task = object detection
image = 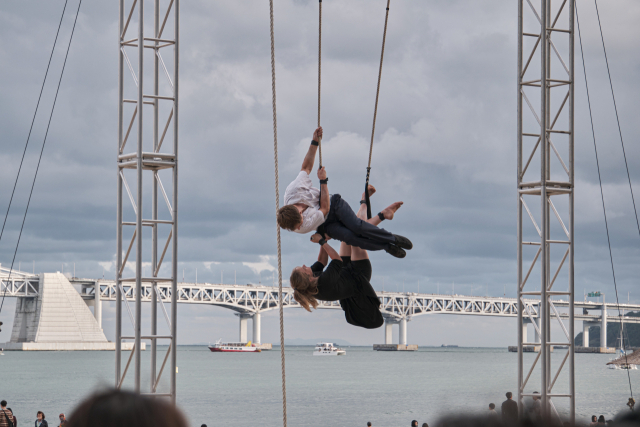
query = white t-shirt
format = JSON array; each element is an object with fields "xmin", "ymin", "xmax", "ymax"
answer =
[{"xmin": 283, "ymin": 171, "xmax": 326, "ymax": 234}]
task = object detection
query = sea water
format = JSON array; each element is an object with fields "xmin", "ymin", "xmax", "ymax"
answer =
[{"xmin": 1, "ymin": 346, "xmax": 636, "ymax": 426}]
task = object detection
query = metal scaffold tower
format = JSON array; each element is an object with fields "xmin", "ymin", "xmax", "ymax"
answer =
[
  {"xmin": 116, "ymin": 0, "xmax": 179, "ymax": 401},
  {"xmin": 517, "ymin": 0, "xmax": 574, "ymax": 422}
]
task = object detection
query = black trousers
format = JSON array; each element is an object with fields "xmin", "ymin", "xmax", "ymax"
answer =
[{"xmin": 323, "ymin": 194, "xmax": 396, "ymax": 251}]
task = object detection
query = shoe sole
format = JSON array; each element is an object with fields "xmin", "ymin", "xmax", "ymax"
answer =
[
  {"xmin": 394, "ymin": 235, "xmax": 413, "ymax": 250},
  {"xmin": 385, "ymin": 247, "xmax": 406, "ymax": 258}
]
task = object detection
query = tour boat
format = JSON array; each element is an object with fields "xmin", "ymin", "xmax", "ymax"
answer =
[
  {"xmin": 208, "ymin": 340, "xmax": 261, "ymax": 353},
  {"xmin": 313, "ymin": 342, "xmax": 346, "ymax": 356}
]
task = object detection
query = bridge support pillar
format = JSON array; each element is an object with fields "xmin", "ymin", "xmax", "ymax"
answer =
[
  {"xmin": 237, "ymin": 313, "xmax": 251, "ymax": 343},
  {"xmin": 583, "ymin": 322, "xmax": 590, "ymax": 347},
  {"xmin": 534, "ymin": 317, "xmax": 540, "ymax": 343},
  {"xmin": 253, "ymin": 312, "xmax": 261, "ymax": 344},
  {"xmin": 385, "ymin": 320, "xmax": 393, "ymax": 344},
  {"xmin": 94, "ymin": 281, "xmax": 102, "ymax": 329},
  {"xmin": 399, "ymin": 317, "xmax": 407, "ymax": 346},
  {"xmin": 522, "ymin": 319, "xmax": 530, "ymax": 344},
  {"xmin": 601, "ymin": 303, "xmax": 607, "ymax": 348}
]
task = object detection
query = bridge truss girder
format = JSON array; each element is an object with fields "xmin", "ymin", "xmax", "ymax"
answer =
[{"xmin": 517, "ymin": 0, "xmax": 575, "ymax": 422}]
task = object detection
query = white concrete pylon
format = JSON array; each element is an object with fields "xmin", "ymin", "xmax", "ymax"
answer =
[
  {"xmin": 252, "ymin": 312, "xmax": 261, "ymax": 344},
  {"xmin": 399, "ymin": 317, "xmax": 407, "ymax": 345},
  {"xmin": 601, "ymin": 303, "xmax": 607, "ymax": 348},
  {"xmin": 385, "ymin": 320, "xmax": 393, "ymax": 344},
  {"xmin": 237, "ymin": 313, "xmax": 252, "ymax": 342},
  {"xmin": 583, "ymin": 322, "xmax": 590, "ymax": 347}
]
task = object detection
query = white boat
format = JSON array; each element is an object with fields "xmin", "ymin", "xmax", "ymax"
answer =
[
  {"xmin": 313, "ymin": 342, "xmax": 346, "ymax": 356},
  {"xmin": 608, "ymin": 348, "xmax": 637, "ymax": 370},
  {"xmin": 208, "ymin": 339, "xmax": 261, "ymax": 353}
]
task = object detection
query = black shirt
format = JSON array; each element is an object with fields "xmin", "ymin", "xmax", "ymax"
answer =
[
  {"xmin": 310, "ymin": 259, "xmax": 383, "ymax": 329},
  {"xmin": 312, "ymin": 260, "xmax": 359, "ymax": 301}
]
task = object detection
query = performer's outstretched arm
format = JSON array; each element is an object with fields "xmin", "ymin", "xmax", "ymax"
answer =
[
  {"xmin": 300, "ymin": 127, "xmax": 323, "ymax": 174},
  {"xmin": 316, "ymin": 245, "xmax": 329, "ymax": 266}
]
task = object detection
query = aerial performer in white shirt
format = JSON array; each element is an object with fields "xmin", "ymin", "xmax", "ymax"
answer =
[{"xmin": 277, "ymin": 127, "xmax": 412, "ymax": 258}]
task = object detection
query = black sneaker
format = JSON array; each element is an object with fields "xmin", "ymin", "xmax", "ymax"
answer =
[
  {"xmin": 393, "ymin": 234, "xmax": 413, "ymax": 250},
  {"xmin": 385, "ymin": 245, "xmax": 406, "ymax": 258}
]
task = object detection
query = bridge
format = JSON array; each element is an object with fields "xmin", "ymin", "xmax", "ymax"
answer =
[{"xmin": 2, "ymin": 266, "xmax": 637, "ymax": 348}]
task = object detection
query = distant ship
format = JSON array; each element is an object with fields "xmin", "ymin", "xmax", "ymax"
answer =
[
  {"xmin": 441, "ymin": 344, "xmax": 458, "ymax": 348},
  {"xmin": 313, "ymin": 342, "xmax": 346, "ymax": 356},
  {"xmin": 208, "ymin": 340, "xmax": 261, "ymax": 353}
]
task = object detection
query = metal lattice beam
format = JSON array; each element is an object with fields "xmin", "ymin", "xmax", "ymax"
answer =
[
  {"xmin": 518, "ymin": 0, "xmax": 574, "ymax": 421},
  {"xmin": 117, "ymin": 0, "xmax": 178, "ymax": 402}
]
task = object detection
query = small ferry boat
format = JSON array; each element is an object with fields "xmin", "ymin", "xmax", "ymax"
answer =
[
  {"xmin": 313, "ymin": 342, "xmax": 346, "ymax": 356},
  {"xmin": 208, "ymin": 340, "xmax": 261, "ymax": 353}
]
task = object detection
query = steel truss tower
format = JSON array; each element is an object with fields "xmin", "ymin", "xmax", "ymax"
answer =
[
  {"xmin": 117, "ymin": 0, "xmax": 179, "ymax": 401},
  {"xmin": 518, "ymin": 0, "xmax": 574, "ymax": 422}
]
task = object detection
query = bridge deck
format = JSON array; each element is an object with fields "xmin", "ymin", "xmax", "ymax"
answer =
[{"xmin": 3, "ymin": 273, "xmax": 639, "ymax": 322}]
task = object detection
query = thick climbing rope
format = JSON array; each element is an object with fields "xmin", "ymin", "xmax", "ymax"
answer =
[
  {"xmin": 317, "ymin": 0, "xmax": 322, "ymax": 168},
  {"xmin": 268, "ymin": 0, "xmax": 288, "ymax": 425},
  {"xmin": 576, "ymin": 2, "xmax": 633, "ymax": 404},
  {"xmin": 364, "ymin": 0, "xmax": 391, "ymax": 219},
  {"xmin": 0, "ymin": 0, "xmax": 82, "ymax": 317}
]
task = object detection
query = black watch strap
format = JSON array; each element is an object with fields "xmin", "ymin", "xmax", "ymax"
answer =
[
  {"xmin": 311, "ymin": 140, "xmax": 319, "ymax": 146},
  {"xmin": 377, "ymin": 212, "xmax": 385, "ymax": 221},
  {"xmin": 360, "ymin": 200, "xmax": 367, "ymax": 205},
  {"xmin": 318, "ymin": 238, "xmax": 327, "ymax": 246},
  {"xmin": 319, "ymin": 178, "xmax": 328, "ymax": 184}
]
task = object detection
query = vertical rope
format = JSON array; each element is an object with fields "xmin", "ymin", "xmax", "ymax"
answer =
[
  {"xmin": 0, "ymin": 0, "xmax": 82, "ymax": 316},
  {"xmin": 268, "ymin": 1, "xmax": 287, "ymax": 425},
  {"xmin": 365, "ymin": 0, "xmax": 391, "ymax": 219},
  {"xmin": 576, "ymin": 1, "xmax": 633, "ymax": 401},
  {"xmin": 317, "ymin": 0, "xmax": 322, "ymax": 168},
  {"xmin": 0, "ymin": 0, "xmax": 70, "ymax": 315}
]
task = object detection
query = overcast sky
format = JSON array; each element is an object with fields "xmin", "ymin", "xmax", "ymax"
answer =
[{"xmin": 1, "ymin": 0, "xmax": 640, "ymax": 347}]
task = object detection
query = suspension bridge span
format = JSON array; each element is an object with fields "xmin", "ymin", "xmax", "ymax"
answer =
[{"xmin": 2, "ymin": 267, "xmax": 637, "ymax": 348}]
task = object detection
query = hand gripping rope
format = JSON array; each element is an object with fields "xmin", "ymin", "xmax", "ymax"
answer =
[{"xmin": 364, "ymin": 0, "xmax": 391, "ymax": 219}]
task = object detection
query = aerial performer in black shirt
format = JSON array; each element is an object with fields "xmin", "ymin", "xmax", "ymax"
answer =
[{"xmin": 289, "ymin": 187, "xmax": 390, "ymax": 329}]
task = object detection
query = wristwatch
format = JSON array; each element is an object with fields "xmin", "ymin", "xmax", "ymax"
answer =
[{"xmin": 319, "ymin": 178, "xmax": 328, "ymax": 185}]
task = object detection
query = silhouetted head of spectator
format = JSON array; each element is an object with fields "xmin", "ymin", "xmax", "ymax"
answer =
[
  {"xmin": 615, "ymin": 409, "xmax": 640, "ymax": 427},
  {"xmin": 367, "ymin": 423, "xmax": 372, "ymax": 426},
  {"xmin": 506, "ymin": 392, "xmax": 513, "ymax": 399},
  {"xmin": 67, "ymin": 389, "xmax": 187, "ymax": 427},
  {"xmin": 592, "ymin": 416, "xmax": 597, "ymax": 423},
  {"xmin": 412, "ymin": 421, "xmax": 418, "ymax": 427},
  {"xmin": 0, "ymin": 401, "xmax": 6, "ymax": 408},
  {"xmin": 435, "ymin": 412, "xmax": 568, "ymax": 427},
  {"xmin": 599, "ymin": 415, "xmax": 606, "ymax": 423},
  {"xmin": 37, "ymin": 411, "xmax": 45, "ymax": 421},
  {"xmin": 423, "ymin": 423, "xmax": 429, "ymax": 427},
  {"xmin": 489, "ymin": 403, "xmax": 495, "ymax": 410}
]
